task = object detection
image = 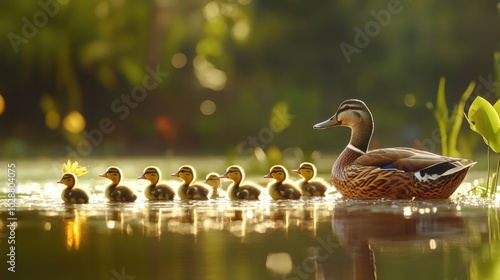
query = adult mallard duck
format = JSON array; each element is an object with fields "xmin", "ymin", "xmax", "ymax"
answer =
[
  {"xmin": 264, "ymin": 165, "xmax": 301, "ymax": 200},
  {"xmin": 220, "ymin": 165, "xmax": 261, "ymax": 200},
  {"xmin": 313, "ymin": 99, "xmax": 476, "ymax": 199},
  {"xmin": 291, "ymin": 162, "xmax": 330, "ymax": 197},
  {"xmin": 99, "ymin": 166, "xmax": 137, "ymax": 202},
  {"xmin": 57, "ymin": 172, "xmax": 89, "ymax": 204},
  {"xmin": 204, "ymin": 172, "xmax": 226, "ymax": 199},
  {"xmin": 171, "ymin": 165, "xmax": 212, "ymax": 200},
  {"xmin": 138, "ymin": 166, "xmax": 176, "ymax": 200}
]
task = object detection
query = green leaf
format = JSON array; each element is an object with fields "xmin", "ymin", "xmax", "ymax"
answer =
[{"xmin": 468, "ymin": 96, "xmax": 500, "ymax": 153}]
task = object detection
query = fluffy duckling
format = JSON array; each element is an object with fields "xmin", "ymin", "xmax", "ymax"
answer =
[
  {"xmin": 138, "ymin": 166, "xmax": 176, "ymax": 200},
  {"xmin": 204, "ymin": 172, "xmax": 226, "ymax": 199},
  {"xmin": 264, "ymin": 165, "xmax": 302, "ymax": 200},
  {"xmin": 292, "ymin": 162, "xmax": 330, "ymax": 197},
  {"xmin": 99, "ymin": 166, "xmax": 137, "ymax": 202},
  {"xmin": 171, "ymin": 165, "xmax": 212, "ymax": 200},
  {"xmin": 57, "ymin": 172, "xmax": 89, "ymax": 204},
  {"xmin": 220, "ymin": 165, "xmax": 262, "ymax": 200}
]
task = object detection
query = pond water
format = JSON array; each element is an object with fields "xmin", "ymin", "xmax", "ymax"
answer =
[{"xmin": 1, "ymin": 158, "xmax": 499, "ymax": 280}]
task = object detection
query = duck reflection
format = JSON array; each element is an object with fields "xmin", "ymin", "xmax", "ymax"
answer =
[
  {"xmin": 314, "ymin": 201, "xmax": 477, "ymax": 280},
  {"xmin": 61, "ymin": 206, "xmax": 87, "ymax": 251}
]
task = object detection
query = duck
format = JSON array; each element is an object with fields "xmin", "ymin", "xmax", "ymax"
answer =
[
  {"xmin": 313, "ymin": 99, "xmax": 476, "ymax": 199},
  {"xmin": 204, "ymin": 172, "xmax": 226, "ymax": 199},
  {"xmin": 291, "ymin": 162, "xmax": 330, "ymax": 197},
  {"xmin": 220, "ymin": 165, "xmax": 262, "ymax": 200},
  {"xmin": 57, "ymin": 172, "xmax": 90, "ymax": 204},
  {"xmin": 171, "ymin": 165, "xmax": 212, "ymax": 200},
  {"xmin": 263, "ymin": 165, "xmax": 302, "ymax": 200},
  {"xmin": 137, "ymin": 166, "xmax": 176, "ymax": 200},
  {"xmin": 99, "ymin": 166, "xmax": 137, "ymax": 202}
]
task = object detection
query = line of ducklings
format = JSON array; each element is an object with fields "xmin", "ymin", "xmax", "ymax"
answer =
[{"xmin": 57, "ymin": 162, "xmax": 332, "ymax": 204}]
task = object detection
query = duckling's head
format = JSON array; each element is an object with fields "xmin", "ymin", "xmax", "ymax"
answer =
[
  {"xmin": 264, "ymin": 165, "xmax": 288, "ymax": 182},
  {"xmin": 204, "ymin": 172, "xmax": 221, "ymax": 189},
  {"xmin": 138, "ymin": 166, "xmax": 161, "ymax": 184},
  {"xmin": 99, "ymin": 166, "xmax": 123, "ymax": 184},
  {"xmin": 313, "ymin": 99, "xmax": 373, "ymax": 130},
  {"xmin": 58, "ymin": 172, "xmax": 77, "ymax": 188},
  {"xmin": 292, "ymin": 162, "xmax": 316, "ymax": 181},
  {"xmin": 220, "ymin": 165, "xmax": 244, "ymax": 182},
  {"xmin": 171, "ymin": 165, "xmax": 195, "ymax": 183}
]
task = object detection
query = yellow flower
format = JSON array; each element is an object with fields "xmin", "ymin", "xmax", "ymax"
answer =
[{"xmin": 62, "ymin": 160, "xmax": 88, "ymax": 176}]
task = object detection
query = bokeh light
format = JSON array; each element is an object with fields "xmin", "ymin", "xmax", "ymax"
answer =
[
  {"xmin": 404, "ymin": 94, "xmax": 416, "ymax": 108},
  {"xmin": 232, "ymin": 18, "xmax": 250, "ymax": 41},
  {"xmin": 171, "ymin": 52, "xmax": 187, "ymax": 69},
  {"xmin": 0, "ymin": 94, "xmax": 5, "ymax": 115},
  {"xmin": 63, "ymin": 111, "xmax": 86, "ymax": 134},
  {"xmin": 200, "ymin": 100, "xmax": 216, "ymax": 116},
  {"xmin": 45, "ymin": 111, "xmax": 60, "ymax": 129},
  {"xmin": 193, "ymin": 56, "xmax": 227, "ymax": 91}
]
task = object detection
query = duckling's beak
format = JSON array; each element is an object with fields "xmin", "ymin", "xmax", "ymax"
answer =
[
  {"xmin": 99, "ymin": 173, "xmax": 108, "ymax": 178},
  {"xmin": 313, "ymin": 114, "xmax": 340, "ymax": 129},
  {"xmin": 219, "ymin": 172, "xmax": 229, "ymax": 179},
  {"xmin": 170, "ymin": 172, "xmax": 179, "ymax": 177},
  {"xmin": 263, "ymin": 172, "xmax": 273, "ymax": 178},
  {"xmin": 137, "ymin": 175, "xmax": 146, "ymax": 180},
  {"xmin": 291, "ymin": 168, "xmax": 301, "ymax": 174},
  {"xmin": 56, "ymin": 180, "xmax": 63, "ymax": 184}
]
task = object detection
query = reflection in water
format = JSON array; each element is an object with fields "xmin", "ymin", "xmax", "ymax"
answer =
[{"xmin": 1, "ymin": 199, "xmax": 499, "ymax": 279}]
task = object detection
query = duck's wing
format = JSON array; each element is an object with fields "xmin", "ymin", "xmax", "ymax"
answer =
[{"xmin": 355, "ymin": 147, "xmax": 467, "ymax": 172}]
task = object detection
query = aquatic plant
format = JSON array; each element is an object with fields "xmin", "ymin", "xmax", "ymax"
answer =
[
  {"xmin": 426, "ymin": 77, "xmax": 476, "ymax": 157},
  {"xmin": 467, "ymin": 96, "xmax": 500, "ymax": 198}
]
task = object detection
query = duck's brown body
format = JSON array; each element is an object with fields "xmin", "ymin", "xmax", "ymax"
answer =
[{"xmin": 314, "ymin": 99, "xmax": 475, "ymax": 199}]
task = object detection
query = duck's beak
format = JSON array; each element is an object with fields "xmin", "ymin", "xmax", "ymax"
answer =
[
  {"xmin": 313, "ymin": 114, "xmax": 340, "ymax": 129},
  {"xmin": 263, "ymin": 172, "xmax": 273, "ymax": 178},
  {"xmin": 219, "ymin": 172, "xmax": 229, "ymax": 179},
  {"xmin": 291, "ymin": 168, "xmax": 301, "ymax": 174},
  {"xmin": 57, "ymin": 180, "xmax": 63, "ymax": 184},
  {"xmin": 99, "ymin": 173, "xmax": 107, "ymax": 178},
  {"xmin": 137, "ymin": 175, "xmax": 146, "ymax": 180},
  {"xmin": 170, "ymin": 172, "xmax": 179, "ymax": 177}
]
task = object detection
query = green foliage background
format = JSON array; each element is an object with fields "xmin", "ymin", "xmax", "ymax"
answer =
[{"xmin": 0, "ymin": 0, "xmax": 499, "ymax": 158}]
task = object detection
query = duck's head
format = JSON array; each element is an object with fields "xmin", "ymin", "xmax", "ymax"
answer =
[
  {"xmin": 292, "ymin": 162, "xmax": 316, "ymax": 181},
  {"xmin": 99, "ymin": 166, "xmax": 123, "ymax": 184},
  {"xmin": 58, "ymin": 172, "xmax": 77, "ymax": 188},
  {"xmin": 313, "ymin": 99, "xmax": 373, "ymax": 130},
  {"xmin": 264, "ymin": 165, "xmax": 288, "ymax": 182},
  {"xmin": 138, "ymin": 166, "xmax": 161, "ymax": 184},
  {"xmin": 204, "ymin": 172, "xmax": 221, "ymax": 189},
  {"xmin": 220, "ymin": 165, "xmax": 244, "ymax": 183},
  {"xmin": 171, "ymin": 165, "xmax": 195, "ymax": 183}
]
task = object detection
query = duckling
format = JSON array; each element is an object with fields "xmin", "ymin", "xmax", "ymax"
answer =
[
  {"xmin": 220, "ymin": 165, "xmax": 261, "ymax": 200},
  {"xmin": 99, "ymin": 166, "xmax": 137, "ymax": 202},
  {"xmin": 264, "ymin": 165, "xmax": 301, "ymax": 200},
  {"xmin": 204, "ymin": 172, "xmax": 226, "ymax": 199},
  {"xmin": 171, "ymin": 165, "xmax": 212, "ymax": 200},
  {"xmin": 57, "ymin": 172, "xmax": 89, "ymax": 204},
  {"xmin": 292, "ymin": 162, "xmax": 330, "ymax": 197},
  {"xmin": 138, "ymin": 166, "xmax": 176, "ymax": 200}
]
